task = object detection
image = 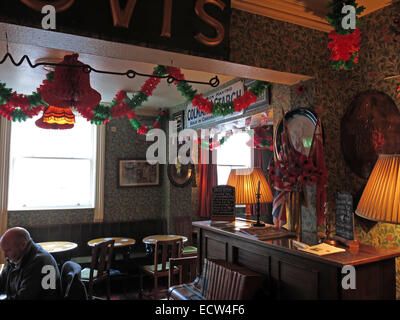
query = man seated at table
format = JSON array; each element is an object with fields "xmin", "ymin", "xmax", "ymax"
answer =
[{"xmin": 0, "ymin": 227, "xmax": 62, "ymax": 300}]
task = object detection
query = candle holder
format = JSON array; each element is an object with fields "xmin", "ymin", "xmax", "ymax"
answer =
[{"xmin": 252, "ymin": 190, "xmax": 265, "ymax": 227}]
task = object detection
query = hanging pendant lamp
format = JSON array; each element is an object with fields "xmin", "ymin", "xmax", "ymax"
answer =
[{"xmin": 35, "ymin": 105, "xmax": 75, "ymax": 129}]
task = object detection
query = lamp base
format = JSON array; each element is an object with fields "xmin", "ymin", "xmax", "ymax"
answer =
[{"xmin": 252, "ymin": 221, "xmax": 265, "ymax": 227}]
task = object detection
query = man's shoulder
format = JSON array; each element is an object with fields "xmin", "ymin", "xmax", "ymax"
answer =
[{"xmin": 25, "ymin": 242, "xmax": 58, "ymax": 268}]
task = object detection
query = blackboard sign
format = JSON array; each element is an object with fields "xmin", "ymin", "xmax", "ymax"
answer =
[
  {"xmin": 335, "ymin": 191, "xmax": 354, "ymax": 240},
  {"xmin": 211, "ymin": 185, "xmax": 235, "ymax": 221}
]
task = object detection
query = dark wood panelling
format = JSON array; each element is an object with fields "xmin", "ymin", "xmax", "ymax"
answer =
[
  {"xmin": 341, "ymin": 259, "xmax": 395, "ymax": 300},
  {"xmin": 277, "ymin": 258, "xmax": 319, "ymax": 300},
  {"xmin": 194, "ymin": 220, "xmax": 399, "ymax": 300},
  {"xmin": 235, "ymin": 247, "xmax": 270, "ymax": 275},
  {"xmin": 204, "ymin": 235, "xmax": 227, "ymax": 261}
]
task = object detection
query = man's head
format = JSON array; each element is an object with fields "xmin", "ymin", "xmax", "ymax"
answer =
[{"xmin": 0, "ymin": 227, "xmax": 31, "ymax": 263}]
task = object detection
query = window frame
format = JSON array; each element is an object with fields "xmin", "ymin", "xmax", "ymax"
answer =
[{"xmin": 1, "ymin": 115, "xmax": 105, "ymax": 217}]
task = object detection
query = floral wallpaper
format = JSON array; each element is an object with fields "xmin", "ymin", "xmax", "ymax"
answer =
[
  {"xmin": 229, "ymin": 4, "xmax": 400, "ymax": 298},
  {"xmin": 6, "ymin": 0, "xmax": 400, "ymax": 298}
]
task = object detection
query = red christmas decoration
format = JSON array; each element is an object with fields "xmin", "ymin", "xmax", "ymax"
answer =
[
  {"xmin": 295, "ymin": 84, "xmax": 305, "ymax": 94},
  {"xmin": 192, "ymin": 94, "xmax": 213, "ymax": 114},
  {"xmin": 233, "ymin": 90, "xmax": 258, "ymax": 112},
  {"xmin": 327, "ymin": 28, "xmax": 361, "ymax": 63},
  {"xmin": 40, "ymin": 53, "xmax": 101, "ymax": 110},
  {"xmin": 137, "ymin": 125, "xmax": 149, "ymax": 135}
]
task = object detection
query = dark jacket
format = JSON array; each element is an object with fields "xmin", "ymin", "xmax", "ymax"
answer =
[
  {"xmin": 0, "ymin": 241, "xmax": 61, "ymax": 300},
  {"xmin": 61, "ymin": 261, "xmax": 87, "ymax": 300}
]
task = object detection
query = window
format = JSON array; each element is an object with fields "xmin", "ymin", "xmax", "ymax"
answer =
[
  {"xmin": 216, "ymin": 131, "xmax": 253, "ymax": 185},
  {"xmin": 7, "ymin": 115, "xmax": 98, "ymax": 210}
]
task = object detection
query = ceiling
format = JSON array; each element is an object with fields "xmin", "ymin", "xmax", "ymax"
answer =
[
  {"xmin": 232, "ymin": 0, "xmax": 394, "ymax": 32},
  {"xmin": 0, "ymin": 21, "xmax": 312, "ymax": 114},
  {"xmin": 0, "ymin": 1, "xmax": 393, "ymax": 114},
  {"xmin": 0, "ymin": 40, "xmax": 237, "ymax": 115}
]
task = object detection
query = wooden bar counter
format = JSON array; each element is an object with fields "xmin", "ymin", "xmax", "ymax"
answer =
[{"xmin": 193, "ymin": 219, "xmax": 400, "ymax": 300}]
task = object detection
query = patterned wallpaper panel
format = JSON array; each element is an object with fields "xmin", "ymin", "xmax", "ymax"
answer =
[
  {"xmin": 229, "ymin": 4, "xmax": 400, "ymax": 298},
  {"xmin": 103, "ymin": 117, "xmax": 165, "ymax": 222}
]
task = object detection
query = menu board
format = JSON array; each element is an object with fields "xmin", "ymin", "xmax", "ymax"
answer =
[
  {"xmin": 211, "ymin": 185, "xmax": 236, "ymax": 221},
  {"xmin": 335, "ymin": 191, "xmax": 354, "ymax": 240}
]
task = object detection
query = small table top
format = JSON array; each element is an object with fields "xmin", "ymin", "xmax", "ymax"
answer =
[
  {"xmin": 38, "ymin": 241, "xmax": 78, "ymax": 253},
  {"xmin": 142, "ymin": 234, "xmax": 188, "ymax": 245},
  {"xmin": 87, "ymin": 237, "xmax": 136, "ymax": 247}
]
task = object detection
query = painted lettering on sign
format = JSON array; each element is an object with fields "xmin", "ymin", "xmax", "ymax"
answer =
[
  {"xmin": 186, "ymin": 81, "xmax": 244, "ymax": 128},
  {"xmin": 20, "ymin": 0, "xmax": 227, "ymax": 47}
]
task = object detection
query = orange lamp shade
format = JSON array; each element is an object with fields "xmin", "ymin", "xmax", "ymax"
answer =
[
  {"xmin": 35, "ymin": 105, "xmax": 75, "ymax": 129},
  {"xmin": 43, "ymin": 106, "xmax": 75, "ymax": 125},
  {"xmin": 355, "ymin": 154, "xmax": 400, "ymax": 224},
  {"xmin": 227, "ymin": 168, "xmax": 273, "ymax": 204}
]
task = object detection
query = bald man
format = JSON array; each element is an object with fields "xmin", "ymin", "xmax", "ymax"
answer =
[{"xmin": 0, "ymin": 227, "xmax": 61, "ymax": 300}]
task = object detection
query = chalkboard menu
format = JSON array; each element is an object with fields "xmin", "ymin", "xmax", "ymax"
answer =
[
  {"xmin": 211, "ymin": 185, "xmax": 236, "ymax": 221},
  {"xmin": 335, "ymin": 191, "xmax": 354, "ymax": 240}
]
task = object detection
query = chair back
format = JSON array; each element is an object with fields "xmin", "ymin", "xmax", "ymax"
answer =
[
  {"xmin": 89, "ymin": 239, "xmax": 115, "ymax": 283},
  {"xmin": 61, "ymin": 261, "xmax": 88, "ymax": 300},
  {"xmin": 153, "ymin": 238, "xmax": 183, "ymax": 274},
  {"xmin": 168, "ymin": 256, "xmax": 198, "ymax": 288}
]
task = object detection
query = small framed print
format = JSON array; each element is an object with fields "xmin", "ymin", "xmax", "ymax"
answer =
[
  {"xmin": 172, "ymin": 110, "xmax": 185, "ymax": 132},
  {"xmin": 119, "ymin": 160, "xmax": 159, "ymax": 187}
]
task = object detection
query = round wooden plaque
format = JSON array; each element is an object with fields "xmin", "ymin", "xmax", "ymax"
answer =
[{"xmin": 341, "ymin": 90, "xmax": 400, "ymax": 179}]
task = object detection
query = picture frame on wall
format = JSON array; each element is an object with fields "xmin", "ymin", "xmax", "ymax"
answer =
[
  {"xmin": 172, "ymin": 110, "xmax": 185, "ymax": 132},
  {"xmin": 119, "ymin": 159, "xmax": 159, "ymax": 187}
]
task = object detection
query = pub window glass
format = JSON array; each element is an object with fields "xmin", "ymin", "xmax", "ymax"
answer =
[{"xmin": 216, "ymin": 131, "xmax": 252, "ymax": 185}]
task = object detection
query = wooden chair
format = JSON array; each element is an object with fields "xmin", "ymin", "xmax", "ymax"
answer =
[
  {"xmin": 80, "ymin": 239, "xmax": 114, "ymax": 300},
  {"xmin": 168, "ymin": 258, "xmax": 264, "ymax": 300},
  {"xmin": 139, "ymin": 238, "xmax": 183, "ymax": 299},
  {"xmin": 170, "ymin": 215, "xmax": 198, "ymax": 257},
  {"xmin": 168, "ymin": 256, "xmax": 198, "ymax": 294}
]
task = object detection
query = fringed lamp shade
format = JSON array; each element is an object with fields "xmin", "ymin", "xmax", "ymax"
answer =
[
  {"xmin": 35, "ymin": 106, "xmax": 75, "ymax": 129},
  {"xmin": 227, "ymin": 168, "xmax": 273, "ymax": 204},
  {"xmin": 355, "ymin": 154, "xmax": 400, "ymax": 224}
]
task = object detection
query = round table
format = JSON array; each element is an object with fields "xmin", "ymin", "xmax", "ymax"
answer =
[
  {"xmin": 142, "ymin": 235, "xmax": 188, "ymax": 256},
  {"xmin": 142, "ymin": 234, "xmax": 187, "ymax": 245},
  {"xmin": 88, "ymin": 237, "xmax": 136, "ymax": 263},
  {"xmin": 38, "ymin": 241, "xmax": 78, "ymax": 253},
  {"xmin": 87, "ymin": 237, "xmax": 136, "ymax": 247},
  {"xmin": 38, "ymin": 241, "xmax": 78, "ymax": 267}
]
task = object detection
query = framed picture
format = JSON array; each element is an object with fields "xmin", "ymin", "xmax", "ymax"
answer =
[
  {"xmin": 119, "ymin": 160, "xmax": 159, "ymax": 187},
  {"xmin": 172, "ymin": 110, "xmax": 185, "ymax": 132}
]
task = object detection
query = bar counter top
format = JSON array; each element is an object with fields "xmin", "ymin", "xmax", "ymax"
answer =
[{"xmin": 193, "ymin": 218, "xmax": 400, "ymax": 267}]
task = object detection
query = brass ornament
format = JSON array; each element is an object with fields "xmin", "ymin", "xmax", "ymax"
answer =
[
  {"xmin": 194, "ymin": 0, "xmax": 226, "ymax": 46},
  {"xmin": 110, "ymin": 0, "xmax": 137, "ymax": 28},
  {"xmin": 20, "ymin": 0, "xmax": 75, "ymax": 12},
  {"xmin": 161, "ymin": 0, "xmax": 173, "ymax": 37}
]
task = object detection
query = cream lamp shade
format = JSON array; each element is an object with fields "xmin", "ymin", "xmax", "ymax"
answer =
[
  {"xmin": 355, "ymin": 154, "xmax": 400, "ymax": 224},
  {"xmin": 227, "ymin": 168, "xmax": 273, "ymax": 204}
]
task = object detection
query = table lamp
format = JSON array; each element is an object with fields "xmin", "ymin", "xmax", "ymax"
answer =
[
  {"xmin": 227, "ymin": 168, "xmax": 273, "ymax": 227},
  {"xmin": 355, "ymin": 154, "xmax": 400, "ymax": 224}
]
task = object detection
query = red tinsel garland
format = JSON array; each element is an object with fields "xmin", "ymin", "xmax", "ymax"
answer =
[
  {"xmin": 233, "ymin": 90, "xmax": 258, "ymax": 112},
  {"xmin": 192, "ymin": 94, "xmax": 213, "ymax": 114}
]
